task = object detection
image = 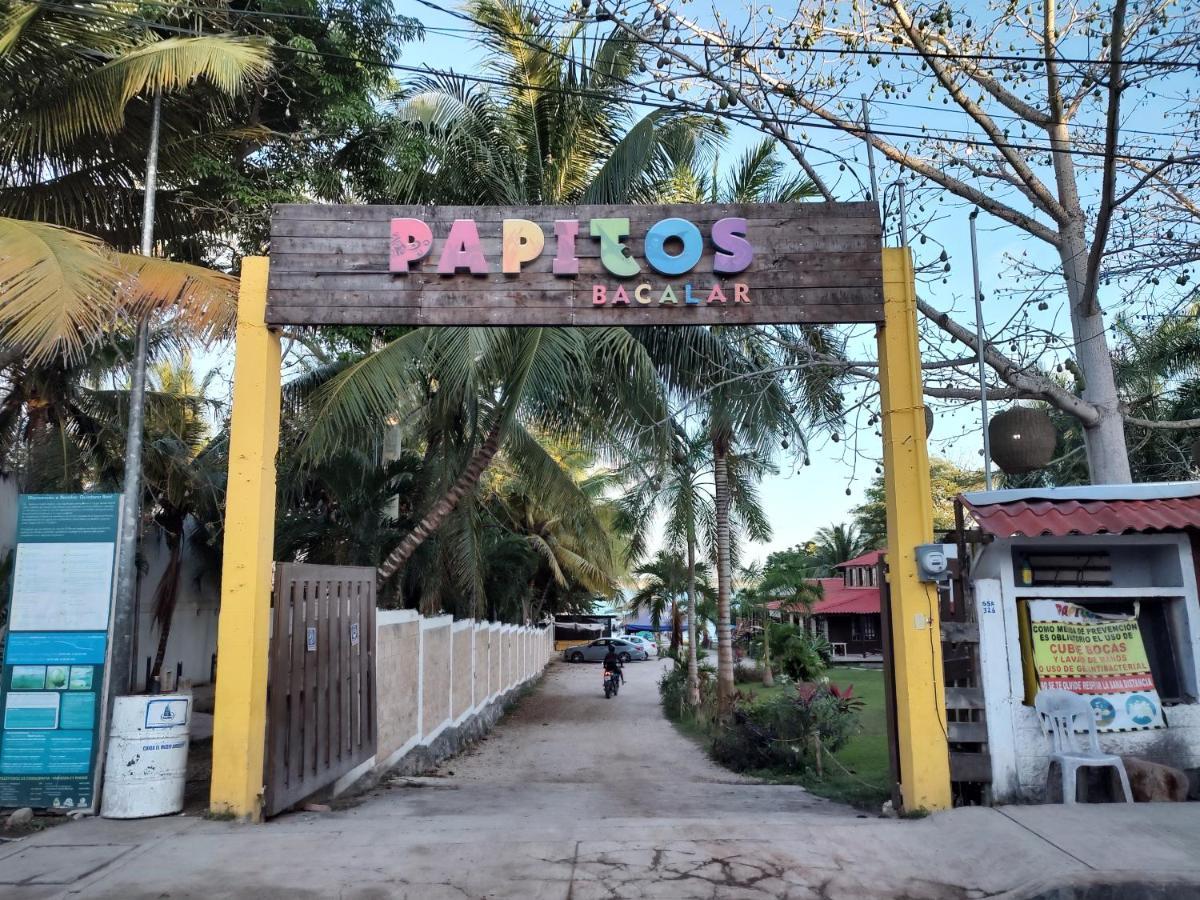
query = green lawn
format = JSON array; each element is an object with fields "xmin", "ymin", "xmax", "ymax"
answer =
[
  {"xmin": 711, "ymin": 668, "xmax": 892, "ymax": 810},
  {"xmin": 806, "ymin": 667, "xmax": 891, "ymax": 809}
]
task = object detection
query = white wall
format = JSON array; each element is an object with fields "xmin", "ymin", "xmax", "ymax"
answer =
[
  {"xmin": 336, "ymin": 612, "xmax": 553, "ymax": 793},
  {"xmin": 129, "ymin": 526, "xmax": 220, "ymax": 690},
  {"xmin": 975, "ymin": 534, "xmax": 1200, "ymax": 802}
]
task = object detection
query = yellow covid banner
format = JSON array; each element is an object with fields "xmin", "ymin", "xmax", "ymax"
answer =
[{"xmin": 1028, "ymin": 600, "xmax": 1165, "ymax": 732}]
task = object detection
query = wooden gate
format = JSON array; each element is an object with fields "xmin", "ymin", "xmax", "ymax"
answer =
[{"xmin": 264, "ymin": 563, "xmax": 376, "ymax": 817}]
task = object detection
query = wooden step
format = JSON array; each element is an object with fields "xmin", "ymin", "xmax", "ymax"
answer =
[
  {"xmin": 945, "ymin": 686, "xmax": 985, "ymax": 710},
  {"xmin": 949, "ymin": 751, "xmax": 992, "ymax": 782},
  {"xmin": 948, "ymin": 720, "xmax": 988, "ymax": 743},
  {"xmin": 941, "ymin": 621, "xmax": 979, "ymax": 642}
]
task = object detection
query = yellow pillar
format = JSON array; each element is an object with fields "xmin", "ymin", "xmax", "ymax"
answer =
[
  {"xmin": 210, "ymin": 257, "xmax": 281, "ymax": 821},
  {"xmin": 877, "ymin": 247, "xmax": 952, "ymax": 812}
]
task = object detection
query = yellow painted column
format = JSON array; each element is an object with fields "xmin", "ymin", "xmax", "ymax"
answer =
[
  {"xmin": 877, "ymin": 247, "xmax": 952, "ymax": 812},
  {"xmin": 209, "ymin": 257, "xmax": 282, "ymax": 821}
]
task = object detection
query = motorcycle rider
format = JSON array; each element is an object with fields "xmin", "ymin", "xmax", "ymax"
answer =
[{"xmin": 602, "ymin": 644, "xmax": 625, "ymax": 686}]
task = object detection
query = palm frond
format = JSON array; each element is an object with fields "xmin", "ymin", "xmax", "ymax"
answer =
[
  {"xmin": 0, "ymin": 217, "xmax": 119, "ymax": 359},
  {"xmin": 4, "ymin": 34, "xmax": 271, "ymax": 162},
  {"xmin": 117, "ymin": 254, "xmax": 238, "ymax": 342}
]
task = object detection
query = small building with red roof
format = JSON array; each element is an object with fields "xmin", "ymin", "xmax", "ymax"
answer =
[{"xmin": 767, "ymin": 550, "xmax": 883, "ymax": 659}]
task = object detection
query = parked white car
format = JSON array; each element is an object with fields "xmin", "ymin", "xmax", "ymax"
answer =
[{"xmin": 621, "ymin": 634, "xmax": 658, "ymax": 657}]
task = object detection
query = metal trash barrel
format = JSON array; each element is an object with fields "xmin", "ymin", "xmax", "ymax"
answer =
[{"xmin": 100, "ymin": 694, "xmax": 191, "ymax": 818}]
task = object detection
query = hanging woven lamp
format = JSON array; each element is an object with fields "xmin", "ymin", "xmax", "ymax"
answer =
[
  {"xmin": 988, "ymin": 407, "xmax": 1057, "ymax": 474},
  {"xmin": 924, "ymin": 406, "xmax": 934, "ymax": 437}
]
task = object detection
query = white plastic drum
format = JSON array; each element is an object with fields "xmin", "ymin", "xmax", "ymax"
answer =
[{"xmin": 100, "ymin": 694, "xmax": 191, "ymax": 819}]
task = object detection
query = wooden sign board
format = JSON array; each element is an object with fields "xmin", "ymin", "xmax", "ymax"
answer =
[{"xmin": 266, "ymin": 202, "xmax": 883, "ymax": 327}]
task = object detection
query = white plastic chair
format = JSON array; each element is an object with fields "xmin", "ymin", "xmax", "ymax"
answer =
[{"xmin": 1034, "ymin": 688, "xmax": 1134, "ymax": 804}]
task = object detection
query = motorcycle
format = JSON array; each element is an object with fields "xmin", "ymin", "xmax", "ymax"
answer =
[{"xmin": 603, "ymin": 666, "xmax": 621, "ymax": 699}]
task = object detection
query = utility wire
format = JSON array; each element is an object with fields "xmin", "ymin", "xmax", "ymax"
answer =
[
  {"xmin": 92, "ymin": 4, "xmax": 1200, "ymax": 168},
  {"xmin": 533, "ymin": 0, "xmax": 1200, "ymax": 70},
  {"xmin": 84, "ymin": 0, "xmax": 1200, "ymax": 142}
]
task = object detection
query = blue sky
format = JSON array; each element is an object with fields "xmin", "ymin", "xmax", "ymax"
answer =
[
  {"xmin": 397, "ymin": 2, "xmax": 1031, "ymax": 562},
  {"xmin": 185, "ymin": 2, "xmax": 1185, "ymax": 567}
]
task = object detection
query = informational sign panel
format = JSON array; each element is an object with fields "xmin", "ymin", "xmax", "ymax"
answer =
[
  {"xmin": 1028, "ymin": 599, "xmax": 1165, "ymax": 732},
  {"xmin": 0, "ymin": 494, "xmax": 120, "ymax": 810},
  {"xmin": 266, "ymin": 202, "xmax": 884, "ymax": 327}
]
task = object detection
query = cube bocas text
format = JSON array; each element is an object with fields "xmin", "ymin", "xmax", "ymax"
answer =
[{"xmin": 265, "ymin": 202, "xmax": 884, "ymax": 327}]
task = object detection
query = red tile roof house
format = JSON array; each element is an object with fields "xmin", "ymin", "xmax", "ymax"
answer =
[{"xmin": 768, "ymin": 550, "xmax": 884, "ymax": 660}]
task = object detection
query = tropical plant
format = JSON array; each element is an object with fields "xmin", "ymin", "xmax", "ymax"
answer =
[
  {"xmin": 379, "ymin": 0, "xmax": 714, "ymax": 207},
  {"xmin": 486, "ymin": 444, "xmax": 624, "ymax": 623},
  {"xmin": 138, "ymin": 357, "xmax": 226, "ymax": 681},
  {"xmin": 0, "ymin": 0, "xmax": 273, "ymax": 360},
  {"xmin": 711, "ymin": 682, "xmax": 859, "ymax": 774},
  {"xmin": 286, "ymin": 0, "xmax": 736, "ymax": 607},
  {"xmin": 810, "ymin": 523, "xmax": 873, "ymax": 576},
  {"xmin": 617, "ymin": 426, "xmax": 725, "ymax": 705},
  {"xmin": 631, "ymin": 136, "xmax": 844, "ymax": 719},
  {"xmin": 628, "ymin": 550, "xmax": 690, "ymax": 652},
  {"xmin": 852, "ymin": 458, "xmax": 986, "ymax": 547},
  {"xmin": 738, "ymin": 558, "xmax": 823, "ymax": 687}
]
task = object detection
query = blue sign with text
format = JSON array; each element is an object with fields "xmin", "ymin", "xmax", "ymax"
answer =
[{"xmin": 0, "ymin": 494, "xmax": 119, "ymax": 811}]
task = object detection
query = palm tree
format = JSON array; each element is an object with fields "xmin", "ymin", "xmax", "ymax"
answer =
[
  {"xmin": 632, "ymin": 139, "xmax": 844, "ymax": 718},
  {"xmin": 0, "ymin": 0, "xmax": 272, "ymax": 361},
  {"xmin": 628, "ymin": 550, "xmax": 689, "ymax": 651},
  {"xmin": 739, "ymin": 559, "xmax": 825, "ymax": 686},
  {"xmin": 617, "ymin": 423, "xmax": 769, "ymax": 704},
  {"xmin": 295, "ymin": 326, "xmax": 669, "ymax": 605},
  {"xmin": 378, "ymin": 0, "xmax": 713, "ymax": 207},
  {"xmin": 812, "ymin": 523, "xmax": 873, "ymax": 576},
  {"xmin": 488, "ymin": 445, "xmax": 624, "ymax": 624},
  {"xmin": 138, "ymin": 357, "xmax": 227, "ymax": 682},
  {"xmin": 290, "ymin": 1, "xmax": 723, "ymax": 606}
]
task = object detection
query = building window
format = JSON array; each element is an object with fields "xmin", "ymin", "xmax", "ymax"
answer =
[{"xmin": 850, "ymin": 616, "xmax": 878, "ymax": 642}]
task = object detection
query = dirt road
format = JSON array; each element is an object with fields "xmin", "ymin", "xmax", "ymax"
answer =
[
  {"xmin": 430, "ymin": 655, "xmax": 830, "ymax": 821},
  {"xmin": 7, "ymin": 658, "xmax": 1198, "ymax": 898}
]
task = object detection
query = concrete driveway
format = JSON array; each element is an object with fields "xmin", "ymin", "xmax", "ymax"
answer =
[{"xmin": 4, "ymin": 658, "xmax": 1200, "ymax": 898}]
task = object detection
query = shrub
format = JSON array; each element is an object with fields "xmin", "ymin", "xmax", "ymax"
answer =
[
  {"xmin": 710, "ymin": 683, "xmax": 861, "ymax": 773},
  {"xmin": 733, "ymin": 661, "xmax": 761, "ymax": 684},
  {"xmin": 767, "ymin": 624, "xmax": 832, "ymax": 682},
  {"xmin": 659, "ymin": 653, "xmax": 715, "ymax": 720}
]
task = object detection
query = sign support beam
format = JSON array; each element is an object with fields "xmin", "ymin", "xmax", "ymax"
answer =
[
  {"xmin": 877, "ymin": 247, "xmax": 953, "ymax": 812},
  {"xmin": 210, "ymin": 257, "xmax": 282, "ymax": 821}
]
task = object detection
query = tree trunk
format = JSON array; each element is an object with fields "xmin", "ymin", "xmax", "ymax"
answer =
[
  {"xmin": 713, "ymin": 437, "xmax": 735, "ymax": 720},
  {"xmin": 377, "ymin": 420, "xmax": 504, "ymax": 584},
  {"xmin": 761, "ymin": 619, "xmax": 774, "ymax": 687},
  {"xmin": 150, "ymin": 530, "xmax": 184, "ymax": 683},
  {"xmin": 1048, "ymin": 119, "xmax": 1131, "ymax": 484},
  {"xmin": 685, "ymin": 529, "xmax": 700, "ymax": 707},
  {"xmin": 1059, "ymin": 226, "xmax": 1131, "ymax": 484},
  {"xmin": 670, "ymin": 599, "xmax": 682, "ymax": 654}
]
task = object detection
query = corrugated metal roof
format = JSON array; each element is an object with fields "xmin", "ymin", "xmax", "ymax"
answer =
[
  {"xmin": 961, "ymin": 495, "xmax": 1200, "ymax": 538},
  {"xmin": 835, "ymin": 550, "xmax": 883, "ymax": 569},
  {"xmin": 766, "ymin": 578, "xmax": 880, "ymax": 615},
  {"xmin": 960, "ymin": 481, "xmax": 1200, "ymax": 507},
  {"xmin": 812, "ymin": 586, "xmax": 881, "ymax": 615}
]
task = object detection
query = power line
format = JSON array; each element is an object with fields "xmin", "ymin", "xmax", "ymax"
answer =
[
  {"xmin": 77, "ymin": 0, "xmax": 1200, "ymax": 148},
  {"xmin": 50, "ymin": 1, "xmax": 1200, "ymax": 167},
  {"xmin": 536, "ymin": 0, "xmax": 1200, "ymax": 70}
]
